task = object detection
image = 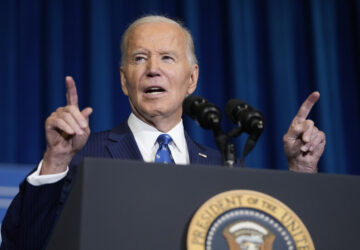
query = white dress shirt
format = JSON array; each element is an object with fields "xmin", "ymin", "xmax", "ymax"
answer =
[
  {"xmin": 128, "ymin": 113, "xmax": 189, "ymax": 164},
  {"xmin": 27, "ymin": 113, "xmax": 189, "ymax": 186}
]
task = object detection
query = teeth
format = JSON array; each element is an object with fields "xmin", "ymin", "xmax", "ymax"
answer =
[{"xmin": 146, "ymin": 87, "xmax": 164, "ymax": 93}]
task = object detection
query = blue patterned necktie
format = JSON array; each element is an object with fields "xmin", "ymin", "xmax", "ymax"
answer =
[{"xmin": 155, "ymin": 134, "xmax": 175, "ymax": 164}]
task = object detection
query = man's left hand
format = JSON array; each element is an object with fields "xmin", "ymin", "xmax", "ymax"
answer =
[{"xmin": 283, "ymin": 91, "xmax": 326, "ymax": 173}]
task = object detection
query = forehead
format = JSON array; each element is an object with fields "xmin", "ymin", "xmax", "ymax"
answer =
[{"xmin": 127, "ymin": 22, "xmax": 187, "ymax": 52}]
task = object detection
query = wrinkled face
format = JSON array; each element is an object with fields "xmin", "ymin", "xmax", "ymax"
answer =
[{"xmin": 120, "ymin": 22, "xmax": 198, "ymax": 128}]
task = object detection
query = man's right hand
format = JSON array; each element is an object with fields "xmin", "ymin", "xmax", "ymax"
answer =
[{"xmin": 41, "ymin": 76, "xmax": 93, "ymax": 175}]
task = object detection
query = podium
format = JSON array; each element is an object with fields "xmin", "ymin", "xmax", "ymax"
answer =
[{"xmin": 47, "ymin": 158, "xmax": 360, "ymax": 249}]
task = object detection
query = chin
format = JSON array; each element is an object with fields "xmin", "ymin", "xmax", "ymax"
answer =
[
  {"xmin": 146, "ymin": 109, "xmax": 169, "ymax": 118},
  {"xmin": 144, "ymin": 102, "xmax": 169, "ymax": 113}
]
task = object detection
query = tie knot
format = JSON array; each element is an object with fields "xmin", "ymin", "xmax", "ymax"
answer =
[{"xmin": 156, "ymin": 134, "xmax": 173, "ymax": 146}]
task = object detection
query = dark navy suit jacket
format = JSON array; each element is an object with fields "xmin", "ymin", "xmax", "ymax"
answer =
[{"xmin": 1, "ymin": 121, "xmax": 222, "ymax": 250}]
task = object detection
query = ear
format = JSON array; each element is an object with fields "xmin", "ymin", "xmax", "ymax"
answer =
[
  {"xmin": 186, "ymin": 64, "xmax": 199, "ymax": 95},
  {"xmin": 120, "ymin": 67, "xmax": 129, "ymax": 96}
]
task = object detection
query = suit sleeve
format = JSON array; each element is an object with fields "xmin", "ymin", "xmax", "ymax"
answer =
[
  {"xmin": 0, "ymin": 131, "xmax": 113, "ymax": 249},
  {"xmin": 1, "ymin": 175, "xmax": 67, "ymax": 250}
]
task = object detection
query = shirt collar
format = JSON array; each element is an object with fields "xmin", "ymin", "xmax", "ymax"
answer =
[{"xmin": 127, "ymin": 113, "xmax": 187, "ymax": 152}]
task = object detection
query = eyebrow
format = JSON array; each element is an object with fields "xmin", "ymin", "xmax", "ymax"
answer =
[
  {"xmin": 157, "ymin": 50, "xmax": 179, "ymax": 59},
  {"xmin": 129, "ymin": 49, "xmax": 178, "ymax": 58},
  {"xmin": 159, "ymin": 51, "xmax": 177, "ymax": 56},
  {"xmin": 130, "ymin": 50, "xmax": 149, "ymax": 57}
]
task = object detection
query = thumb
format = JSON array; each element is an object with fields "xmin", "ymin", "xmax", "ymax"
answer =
[{"xmin": 81, "ymin": 107, "xmax": 93, "ymax": 119}]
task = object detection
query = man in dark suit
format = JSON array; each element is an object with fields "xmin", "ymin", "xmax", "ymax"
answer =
[{"xmin": 1, "ymin": 15, "xmax": 325, "ymax": 249}]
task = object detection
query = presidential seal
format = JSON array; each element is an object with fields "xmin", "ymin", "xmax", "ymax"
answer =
[{"xmin": 187, "ymin": 190, "xmax": 314, "ymax": 250}]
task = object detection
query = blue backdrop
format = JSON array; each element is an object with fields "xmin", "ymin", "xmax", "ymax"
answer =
[{"xmin": 0, "ymin": 0, "xmax": 359, "ymax": 174}]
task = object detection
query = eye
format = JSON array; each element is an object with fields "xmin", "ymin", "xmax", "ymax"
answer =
[
  {"xmin": 134, "ymin": 56, "xmax": 146, "ymax": 63},
  {"xmin": 162, "ymin": 55, "xmax": 175, "ymax": 62}
]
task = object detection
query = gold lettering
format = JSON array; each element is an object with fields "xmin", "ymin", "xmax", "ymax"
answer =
[
  {"xmin": 297, "ymin": 246, "xmax": 310, "ymax": 250},
  {"xmin": 281, "ymin": 212, "xmax": 291, "ymax": 223},
  {"xmin": 216, "ymin": 199, "xmax": 226, "ymax": 211},
  {"xmin": 281, "ymin": 212, "xmax": 302, "ymax": 235},
  {"xmin": 209, "ymin": 204, "xmax": 222, "ymax": 215},
  {"xmin": 261, "ymin": 200, "xmax": 277, "ymax": 212},
  {"xmin": 201, "ymin": 211, "xmax": 212, "ymax": 221},
  {"xmin": 204, "ymin": 208, "xmax": 215, "ymax": 219},
  {"xmin": 287, "ymin": 220, "xmax": 300, "ymax": 232},
  {"xmin": 295, "ymin": 236, "xmax": 307, "ymax": 244},
  {"xmin": 247, "ymin": 197, "xmax": 259, "ymax": 205},
  {"xmin": 191, "ymin": 230, "xmax": 206, "ymax": 245},
  {"xmin": 196, "ymin": 220, "xmax": 208, "ymax": 231},
  {"xmin": 233, "ymin": 195, "xmax": 243, "ymax": 205},
  {"xmin": 197, "ymin": 209, "xmax": 216, "ymax": 230},
  {"xmin": 292, "ymin": 230, "xmax": 303, "ymax": 237},
  {"xmin": 224, "ymin": 196, "xmax": 237, "ymax": 208}
]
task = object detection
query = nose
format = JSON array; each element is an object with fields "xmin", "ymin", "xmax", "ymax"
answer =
[{"xmin": 146, "ymin": 55, "xmax": 161, "ymax": 77}]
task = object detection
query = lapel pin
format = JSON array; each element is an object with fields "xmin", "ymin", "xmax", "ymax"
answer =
[{"xmin": 198, "ymin": 153, "xmax": 207, "ymax": 158}]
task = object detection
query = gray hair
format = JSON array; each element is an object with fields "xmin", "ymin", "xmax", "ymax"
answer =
[{"xmin": 120, "ymin": 15, "xmax": 198, "ymax": 66}]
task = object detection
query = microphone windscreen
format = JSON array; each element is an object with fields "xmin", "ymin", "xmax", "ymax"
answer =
[
  {"xmin": 183, "ymin": 95, "xmax": 205, "ymax": 119},
  {"xmin": 225, "ymin": 99, "xmax": 247, "ymax": 123}
]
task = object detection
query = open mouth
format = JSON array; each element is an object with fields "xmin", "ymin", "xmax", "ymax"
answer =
[{"xmin": 145, "ymin": 87, "xmax": 166, "ymax": 94}]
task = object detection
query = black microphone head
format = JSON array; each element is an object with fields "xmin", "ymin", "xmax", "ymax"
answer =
[
  {"xmin": 226, "ymin": 99, "xmax": 265, "ymax": 160},
  {"xmin": 183, "ymin": 95, "xmax": 222, "ymax": 129},
  {"xmin": 225, "ymin": 98, "xmax": 265, "ymax": 134},
  {"xmin": 225, "ymin": 99, "xmax": 250, "ymax": 125},
  {"xmin": 183, "ymin": 95, "xmax": 206, "ymax": 120}
]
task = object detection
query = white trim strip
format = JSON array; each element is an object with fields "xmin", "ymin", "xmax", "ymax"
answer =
[
  {"xmin": 0, "ymin": 186, "xmax": 19, "ymax": 196},
  {"xmin": 0, "ymin": 198, "xmax": 13, "ymax": 208}
]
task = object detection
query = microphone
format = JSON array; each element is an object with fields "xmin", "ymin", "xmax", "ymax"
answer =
[
  {"xmin": 184, "ymin": 95, "xmax": 237, "ymax": 167},
  {"xmin": 183, "ymin": 95, "xmax": 222, "ymax": 129},
  {"xmin": 225, "ymin": 99, "xmax": 265, "ymax": 138},
  {"xmin": 225, "ymin": 99, "xmax": 265, "ymax": 162}
]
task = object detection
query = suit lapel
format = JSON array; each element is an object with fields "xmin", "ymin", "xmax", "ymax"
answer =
[
  {"xmin": 104, "ymin": 121, "xmax": 221, "ymax": 166},
  {"xmin": 105, "ymin": 121, "xmax": 143, "ymax": 160},
  {"xmin": 186, "ymin": 132, "xmax": 211, "ymax": 165}
]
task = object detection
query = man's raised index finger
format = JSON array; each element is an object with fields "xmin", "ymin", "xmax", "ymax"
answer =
[
  {"xmin": 65, "ymin": 76, "xmax": 78, "ymax": 106},
  {"xmin": 293, "ymin": 91, "xmax": 320, "ymax": 124}
]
